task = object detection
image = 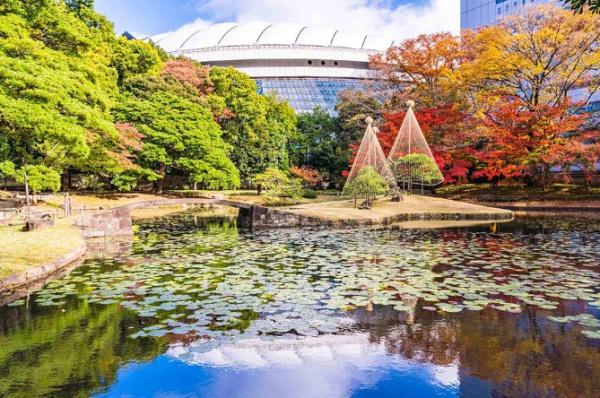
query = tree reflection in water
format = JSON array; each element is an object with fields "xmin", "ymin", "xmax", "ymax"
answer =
[
  {"xmin": 0, "ymin": 212, "xmax": 598, "ymax": 398},
  {"xmin": 355, "ymin": 304, "xmax": 600, "ymax": 397}
]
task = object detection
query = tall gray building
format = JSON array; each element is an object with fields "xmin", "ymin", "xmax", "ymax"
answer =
[{"xmin": 461, "ymin": 0, "xmax": 553, "ymax": 30}]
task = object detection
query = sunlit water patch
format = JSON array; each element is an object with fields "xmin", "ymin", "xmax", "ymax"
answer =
[{"xmin": 1, "ymin": 211, "xmax": 599, "ymax": 397}]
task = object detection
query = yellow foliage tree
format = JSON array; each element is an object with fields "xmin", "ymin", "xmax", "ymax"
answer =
[{"xmin": 457, "ymin": 4, "xmax": 600, "ymax": 111}]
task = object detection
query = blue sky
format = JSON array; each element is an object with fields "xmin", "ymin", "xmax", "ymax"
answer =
[{"xmin": 95, "ymin": 0, "xmax": 459, "ymax": 39}]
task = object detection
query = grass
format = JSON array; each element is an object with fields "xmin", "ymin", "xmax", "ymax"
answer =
[
  {"xmin": 0, "ymin": 220, "xmax": 85, "ymax": 278},
  {"xmin": 3, "ymin": 190, "xmax": 339, "ymax": 214},
  {"xmin": 169, "ymin": 189, "xmax": 259, "ymax": 197},
  {"xmin": 287, "ymin": 195, "xmax": 512, "ymax": 222},
  {"xmin": 42, "ymin": 192, "xmax": 165, "ymax": 210},
  {"xmin": 437, "ymin": 183, "xmax": 600, "ymax": 201},
  {"xmin": 168, "ymin": 189, "xmax": 341, "ymax": 206}
]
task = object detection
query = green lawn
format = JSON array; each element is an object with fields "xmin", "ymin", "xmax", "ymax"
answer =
[
  {"xmin": 437, "ymin": 183, "xmax": 600, "ymax": 202},
  {"xmin": 0, "ymin": 222, "xmax": 85, "ymax": 278}
]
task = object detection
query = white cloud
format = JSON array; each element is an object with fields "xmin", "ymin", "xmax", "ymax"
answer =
[{"xmin": 192, "ymin": 0, "xmax": 460, "ymax": 41}]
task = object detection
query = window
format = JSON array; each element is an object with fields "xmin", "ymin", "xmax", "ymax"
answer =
[{"xmin": 255, "ymin": 78, "xmax": 367, "ymax": 114}]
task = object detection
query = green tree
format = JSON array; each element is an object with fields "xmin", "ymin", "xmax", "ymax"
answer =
[
  {"xmin": 0, "ymin": 0, "xmax": 126, "ymax": 189},
  {"xmin": 291, "ymin": 107, "xmax": 346, "ymax": 185},
  {"xmin": 336, "ymin": 90, "xmax": 383, "ymax": 142},
  {"xmin": 253, "ymin": 167, "xmax": 289, "ymax": 194},
  {"xmin": 271, "ymin": 178, "xmax": 303, "ymax": 205},
  {"xmin": 563, "ymin": 0, "xmax": 600, "ymax": 13},
  {"xmin": 115, "ymin": 72, "xmax": 240, "ymax": 192},
  {"xmin": 343, "ymin": 166, "xmax": 388, "ymax": 208},
  {"xmin": 394, "ymin": 153, "xmax": 444, "ymax": 185},
  {"xmin": 209, "ymin": 67, "xmax": 297, "ymax": 183},
  {"xmin": 0, "ymin": 160, "xmax": 15, "ymax": 189},
  {"xmin": 15, "ymin": 164, "xmax": 61, "ymax": 203},
  {"xmin": 253, "ymin": 167, "xmax": 303, "ymax": 204},
  {"xmin": 111, "ymin": 37, "xmax": 165, "ymax": 85},
  {"xmin": 64, "ymin": 0, "xmax": 94, "ymax": 15}
]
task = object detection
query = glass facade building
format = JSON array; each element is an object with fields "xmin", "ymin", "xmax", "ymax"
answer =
[
  {"xmin": 256, "ymin": 78, "xmax": 366, "ymax": 114},
  {"xmin": 461, "ymin": 0, "xmax": 553, "ymax": 30},
  {"xmin": 146, "ymin": 22, "xmax": 392, "ymax": 115}
]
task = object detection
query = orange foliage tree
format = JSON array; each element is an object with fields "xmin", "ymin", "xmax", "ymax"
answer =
[
  {"xmin": 290, "ymin": 165, "xmax": 322, "ymax": 188},
  {"xmin": 367, "ymin": 4, "xmax": 600, "ymax": 188},
  {"xmin": 371, "ymin": 33, "xmax": 478, "ymax": 183}
]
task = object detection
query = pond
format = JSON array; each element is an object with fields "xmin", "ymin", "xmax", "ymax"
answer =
[{"xmin": 1, "ymin": 210, "xmax": 599, "ymax": 397}]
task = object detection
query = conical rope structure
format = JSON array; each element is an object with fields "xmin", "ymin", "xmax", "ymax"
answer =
[
  {"xmin": 387, "ymin": 102, "xmax": 444, "ymax": 192},
  {"xmin": 343, "ymin": 117, "xmax": 398, "ymax": 194}
]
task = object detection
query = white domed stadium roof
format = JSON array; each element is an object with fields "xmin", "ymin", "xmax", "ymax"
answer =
[
  {"xmin": 150, "ymin": 22, "xmax": 394, "ymax": 53},
  {"xmin": 138, "ymin": 22, "xmax": 394, "ymax": 114}
]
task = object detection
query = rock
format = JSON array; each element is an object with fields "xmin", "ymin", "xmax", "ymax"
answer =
[{"xmin": 24, "ymin": 218, "xmax": 54, "ymax": 231}]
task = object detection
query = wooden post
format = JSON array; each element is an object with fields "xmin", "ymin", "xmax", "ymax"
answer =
[
  {"xmin": 24, "ymin": 171, "xmax": 31, "ymax": 219},
  {"xmin": 64, "ymin": 192, "xmax": 72, "ymax": 217}
]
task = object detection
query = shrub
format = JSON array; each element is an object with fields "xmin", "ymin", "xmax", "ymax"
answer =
[
  {"xmin": 343, "ymin": 166, "xmax": 388, "ymax": 208},
  {"xmin": 253, "ymin": 168, "xmax": 289, "ymax": 195},
  {"xmin": 302, "ymin": 189, "xmax": 318, "ymax": 199}
]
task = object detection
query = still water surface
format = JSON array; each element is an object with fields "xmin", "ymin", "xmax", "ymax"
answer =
[{"xmin": 1, "ymin": 211, "xmax": 599, "ymax": 397}]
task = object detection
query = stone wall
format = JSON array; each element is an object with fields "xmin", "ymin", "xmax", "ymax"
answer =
[
  {"xmin": 0, "ymin": 243, "xmax": 86, "ymax": 305},
  {"xmin": 73, "ymin": 207, "xmax": 133, "ymax": 238},
  {"xmin": 73, "ymin": 198, "xmax": 515, "ymax": 236},
  {"xmin": 242, "ymin": 205, "xmax": 329, "ymax": 228},
  {"xmin": 243, "ymin": 204, "xmax": 514, "ymax": 229},
  {"xmin": 72, "ymin": 198, "xmax": 242, "ymax": 237}
]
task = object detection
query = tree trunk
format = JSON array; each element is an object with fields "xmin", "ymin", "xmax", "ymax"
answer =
[
  {"xmin": 61, "ymin": 171, "xmax": 70, "ymax": 192},
  {"xmin": 24, "ymin": 175, "xmax": 31, "ymax": 217},
  {"xmin": 540, "ymin": 165, "xmax": 548, "ymax": 192},
  {"xmin": 155, "ymin": 165, "xmax": 166, "ymax": 193}
]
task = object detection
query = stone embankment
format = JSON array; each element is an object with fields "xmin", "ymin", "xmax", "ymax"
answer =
[
  {"xmin": 73, "ymin": 195, "xmax": 514, "ymax": 236},
  {"xmin": 1, "ymin": 195, "xmax": 513, "ymax": 299},
  {"xmin": 0, "ymin": 242, "xmax": 86, "ymax": 306},
  {"xmin": 477, "ymin": 200, "xmax": 600, "ymax": 214},
  {"xmin": 286, "ymin": 196, "xmax": 514, "ymax": 227}
]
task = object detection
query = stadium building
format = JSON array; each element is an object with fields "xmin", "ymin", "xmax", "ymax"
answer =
[{"xmin": 142, "ymin": 22, "xmax": 393, "ymax": 114}]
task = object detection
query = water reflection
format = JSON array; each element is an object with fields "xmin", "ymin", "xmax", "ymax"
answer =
[
  {"xmin": 0, "ymin": 302, "xmax": 165, "ymax": 397},
  {"xmin": 99, "ymin": 333, "xmax": 460, "ymax": 398},
  {"xmin": 0, "ymin": 211, "xmax": 599, "ymax": 397}
]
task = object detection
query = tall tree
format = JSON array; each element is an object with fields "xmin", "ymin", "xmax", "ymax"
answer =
[
  {"xmin": 111, "ymin": 37, "xmax": 165, "ymax": 86},
  {"xmin": 209, "ymin": 67, "xmax": 297, "ymax": 183},
  {"xmin": 0, "ymin": 0, "xmax": 125, "ymax": 191},
  {"xmin": 114, "ymin": 61, "xmax": 240, "ymax": 191},
  {"xmin": 291, "ymin": 107, "xmax": 346, "ymax": 185},
  {"xmin": 458, "ymin": 4, "xmax": 600, "ymax": 111},
  {"xmin": 370, "ymin": 33, "xmax": 476, "ymax": 183},
  {"xmin": 370, "ymin": 32, "xmax": 467, "ymax": 109}
]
